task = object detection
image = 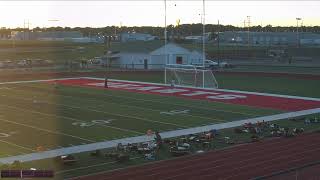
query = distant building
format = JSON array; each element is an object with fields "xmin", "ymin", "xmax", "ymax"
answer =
[
  {"xmin": 184, "ymin": 32, "xmax": 212, "ymax": 43},
  {"xmin": 103, "ymin": 41, "xmax": 203, "ymax": 70},
  {"xmin": 120, "ymin": 32, "xmax": 158, "ymax": 42},
  {"xmin": 11, "ymin": 31, "xmax": 82, "ymax": 40},
  {"xmin": 219, "ymin": 31, "xmax": 320, "ymax": 46}
]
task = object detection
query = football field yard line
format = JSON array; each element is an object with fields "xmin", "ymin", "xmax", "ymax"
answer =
[
  {"xmin": 10, "ymin": 81, "xmax": 260, "ymax": 117},
  {"xmin": 0, "ymin": 77, "xmax": 81, "ymax": 85},
  {"xmin": 1, "ymin": 107, "xmax": 319, "ymax": 164},
  {"xmin": 5, "ymin": 85, "xmax": 229, "ymax": 123},
  {"xmin": 0, "ymin": 139, "xmax": 35, "ymax": 152},
  {"xmin": 74, "ymin": 89, "xmax": 260, "ymax": 117},
  {"xmin": 1, "ymin": 104, "xmax": 145, "ymax": 135},
  {"xmin": 0, "ymin": 117, "xmax": 96, "ymax": 143},
  {"xmin": 0, "ymin": 93, "xmax": 188, "ymax": 128}
]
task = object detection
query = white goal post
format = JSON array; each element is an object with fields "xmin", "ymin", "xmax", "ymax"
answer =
[{"xmin": 164, "ymin": 64, "xmax": 218, "ymax": 89}]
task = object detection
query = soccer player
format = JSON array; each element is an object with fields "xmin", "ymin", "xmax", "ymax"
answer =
[{"xmin": 171, "ymin": 79, "xmax": 175, "ymax": 88}]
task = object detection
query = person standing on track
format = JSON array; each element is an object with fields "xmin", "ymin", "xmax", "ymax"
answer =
[{"xmin": 104, "ymin": 76, "xmax": 108, "ymax": 88}]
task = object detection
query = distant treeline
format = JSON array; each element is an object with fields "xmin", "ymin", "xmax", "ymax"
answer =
[{"xmin": 1, "ymin": 24, "xmax": 320, "ymax": 37}]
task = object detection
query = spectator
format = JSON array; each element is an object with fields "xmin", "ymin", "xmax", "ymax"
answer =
[
  {"xmin": 304, "ymin": 118, "xmax": 311, "ymax": 125},
  {"xmin": 154, "ymin": 131, "xmax": 162, "ymax": 149}
]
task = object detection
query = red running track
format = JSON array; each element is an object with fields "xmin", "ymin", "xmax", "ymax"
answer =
[{"xmin": 73, "ymin": 133, "xmax": 320, "ymax": 180}]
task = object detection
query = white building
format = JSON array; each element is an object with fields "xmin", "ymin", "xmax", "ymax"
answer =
[
  {"xmin": 105, "ymin": 42, "xmax": 203, "ymax": 70},
  {"xmin": 120, "ymin": 32, "xmax": 158, "ymax": 42}
]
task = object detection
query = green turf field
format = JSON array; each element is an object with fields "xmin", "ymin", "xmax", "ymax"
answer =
[
  {"xmin": 0, "ymin": 73, "xmax": 319, "ymax": 179},
  {"xmin": 0, "ymin": 80, "xmax": 282, "ymax": 159}
]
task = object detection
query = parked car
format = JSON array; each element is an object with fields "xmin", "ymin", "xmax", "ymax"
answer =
[
  {"xmin": 192, "ymin": 60, "xmax": 218, "ymax": 69},
  {"xmin": 89, "ymin": 57, "xmax": 103, "ymax": 65}
]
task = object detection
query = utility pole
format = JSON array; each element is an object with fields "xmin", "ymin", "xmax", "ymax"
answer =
[
  {"xmin": 164, "ymin": 0, "xmax": 167, "ymax": 62},
  {"xmin": 247, "ymin": 16, "xmax": 251, "ymax": 48}
]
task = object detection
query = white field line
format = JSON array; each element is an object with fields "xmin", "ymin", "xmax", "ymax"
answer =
[
  {"xmin": 73, "ymin": 82, "xmax": 261, "ymax": 116},
  {"xmin": 2, "ymin": 77, "xmax": 274, "ymax": 116},
  {"xmin": 86, "ymin": 77, "xmax": 320, "ymax": 102},
  {"xmin": 55, "ymin": 157, "xmax": 140, "ymax": 175},
  {"xmin": 7, "ymin": 86, "xmax": 228, "ymax": 123},
  {"xmin": 80, "ymin": 77, "xmax": 318, "ymax": 113},
  {"xmin": 0, "ymin": 139, "xmax": 35, "ymax": 152},
  {"xmin": 0, "ymin": 77, "xmax": 81, "ymax": 85},
  {"xmin": 1, "ymin": 93, "xmax": 187, "ymax": 129},
  {"xmin": 1, "ymin": 104, "xmax": 144, "ymax": 135},
  {"xmin": 0, "ymin": 117, "xmax": 95, "ymax": 143},
  {"xmin": 2, "ymin": 77, "xmax": 320, "ymax": 102},
  {"xmin": 1, "ymin": 107, "xmax": 319, "ymax": 164}
]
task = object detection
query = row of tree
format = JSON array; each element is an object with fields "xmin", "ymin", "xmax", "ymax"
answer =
[{"xmin": 1, "ymin": 24, "xmax": 320, "ymax": 38}]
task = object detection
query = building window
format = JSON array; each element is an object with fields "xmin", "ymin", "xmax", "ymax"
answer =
[{"xmin": 176, "ymin": 56, "xmax": 183, "ymax": 64}]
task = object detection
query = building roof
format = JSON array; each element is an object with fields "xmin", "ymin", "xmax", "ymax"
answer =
[{"xmin": 109, "ymin": 41, "xmax": 201, "ymax": 54}]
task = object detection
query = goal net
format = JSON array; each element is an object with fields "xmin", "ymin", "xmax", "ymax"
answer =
[{"xmin": 165, "ymin": 64, "xmax": 218, "ymax": 89}]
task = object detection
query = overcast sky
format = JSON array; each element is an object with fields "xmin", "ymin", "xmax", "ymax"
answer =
[{"xmin": 0, "ymin": 1, "xmax": 319, "ymax": 28}]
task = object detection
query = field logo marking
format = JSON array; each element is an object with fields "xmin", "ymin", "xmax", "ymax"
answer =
[
  {"xmin": 160, "ymin": 110, "xmax": 190, "ymax": 115},
  {"xmin": 0, "ymin": 133, "xmax": 10, "ymax": 138},
  {"xmin": 72, "ymin": 120, "xmax": 114, "ymax": 127},
  {"xmin": 87, "ymin": 81, "xmax": 248, "ymax": 100},
  {"xmin": 207, "ymin": 94, "xmax": 247, "ymax": 100},
  {"xmin": 0, "ymin": 87, "xmax": 11, "ymax": 90}
]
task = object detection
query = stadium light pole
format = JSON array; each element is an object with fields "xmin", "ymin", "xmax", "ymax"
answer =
[
  {"xmin": 296, "ymin": 17, "xmax": 302, "ymax": 48},
  {"xmin": 202, "ymin": 0, "xmax": 206, "ymax": 88},
  {"xmin": 164, "ymin": 0, "xmax": 167, "ymax": 84},
  {"xmin": 247, "ymin": 16, "xmax": 251, "ymax": 48}
]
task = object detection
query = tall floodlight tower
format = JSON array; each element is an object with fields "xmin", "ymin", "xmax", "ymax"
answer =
[
  {"xmin": 247, "ymin": 16, "xmax": 251, "ymax": 48},
  {"xmin": 164, "ymin": 0, "xmax": 168, "ymax": 84},
  {"xmin": 296, "ymin": 17, "xmax": 302, "ymax": 47},
  {"xmin": 202, "ymin": 0, "xmax": 206, "ymax": 88}
]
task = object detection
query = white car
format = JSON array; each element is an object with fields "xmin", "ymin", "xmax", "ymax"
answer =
[{"xmin": 192, "ymin": 60, "xmax": 218, "ymax": 69}]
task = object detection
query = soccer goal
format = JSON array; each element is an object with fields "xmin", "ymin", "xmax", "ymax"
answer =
[{"xmin": 164, "ymin": 64, "xmax": 218, "ymax": 89}]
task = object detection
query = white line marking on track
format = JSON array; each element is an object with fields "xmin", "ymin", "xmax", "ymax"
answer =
[{"xmin": 56, "ymin": 157, "xmax": 141, "ymax": 175}]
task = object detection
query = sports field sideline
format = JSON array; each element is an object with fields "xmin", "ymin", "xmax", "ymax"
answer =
[{"xmin": 0, "ymin": 77, "xmax": 319, "ymax": 164}]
